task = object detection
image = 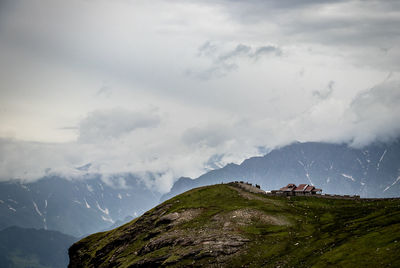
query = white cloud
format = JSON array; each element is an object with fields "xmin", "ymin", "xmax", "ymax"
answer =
[
  {"xmin": 347, "ymin": 80, "xmax": 400, "ymax": 146},
  {"xmin": 182, "ymin": 124, "xmax": 231, "ymax": 148},
  {"xmin": 187, "ymin": 42, "xmax": 283, "ymax": 79},
  {"xmin": 0, "ymin": 0, "xmax": 399, "ymax": 192},
  {"xmin": 78, "ymin": 108, "xmax": 160, "ymax": 143}
]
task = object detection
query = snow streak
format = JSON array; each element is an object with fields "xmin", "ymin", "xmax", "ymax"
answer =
[
  {"xmin": 33, "ymin": 201, "xmax": 43, "ymax": 216},
  {"xmin": 341, "ymin": 174, "xmax": 356, "ymax": 182},
  {"xmin": 84, "ymin": 198, "xmax": 91, "ymax": 208},
  {"xmin": 383, "ymin": 176, "xmax": 400, "ymax": 192},
  {"xmin": 96, "ymin": 201, "xmax": 109, "ymax": 215},
  {"xmin": 377, "ymin": 149, "xmax": 387, "ymax": 170}
]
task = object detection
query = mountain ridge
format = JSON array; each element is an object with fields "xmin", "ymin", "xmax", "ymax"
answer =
[
  {"xmin": 162, "ymin": 140, "xmax": 400, "ymax": 202},
  {"xmin": 0, "ymin": 174, "xmax": 161, "ymax": 237}
]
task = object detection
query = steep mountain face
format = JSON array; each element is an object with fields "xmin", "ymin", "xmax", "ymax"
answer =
[
  {"xmin": 0, "ymin": 226, "xmax": 76, "ymax": 268},
  {"xmin": 69, "ymin": 184, "xmax": 400, "ymax": 267},
  {"xmin": 0, "ymin": 175, "xmax": 161, "ymax": 237},
  {"xmin": 162, "ymin": 141, "xmax": 400, "ymax": 201}
]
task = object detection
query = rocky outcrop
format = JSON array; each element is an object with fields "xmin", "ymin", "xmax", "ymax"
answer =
[{"xmin": 68, "ymin": 198, "xmax": 254, "ymax": 267}]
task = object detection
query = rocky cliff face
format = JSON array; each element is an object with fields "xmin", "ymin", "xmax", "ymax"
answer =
[{"xmin": 69, "ymin": 183, "xmax": 400, "ymax": 267}]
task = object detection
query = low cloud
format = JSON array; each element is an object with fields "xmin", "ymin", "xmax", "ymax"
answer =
[
  {"xmin": 1, "ymin": 79, "xmax": 400, "ymax": 191},
  {"xmin": 0, "ymin": 0, "xmax": 400, "ymax": 193},
  {"xmin": 78, "ymin": 108, "xmax": 160, "ymax": 143},
  {"xmin": 182, "ymin": 124, "xmax": 231, "ymax": 148},
  {"xmin": 347, "ymin": 80, "xmax": 400, "ymax": 146}
]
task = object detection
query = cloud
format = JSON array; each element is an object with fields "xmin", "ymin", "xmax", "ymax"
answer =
[
  {"xmin": 197, "ymin": 41, "xmax": 218, "ymax": 57},
  {"xmin": 252, "ymin": 45, "xmax": 283, "ymax": 59},
  {"xmin": 189, "ymin": 42, "xmax": 283, "ymax": 79},
  {"xmin": 203, "ymin": 0, "xmax": 400, "ymax": 71},
  {"xmin": 226, "ymin": 0, "xmax": 347, "ymax": 11},
  {"xmin": 312, "ymin": 80, "xmax": 335, "ymax": 100},
  {"xmin": 182, "ymin": 124, "xmax": 231, "ymax": 148},
  {"xmin": 96, "ymin": 83, "xmax": 112, "ymax": 98},
  {"xmin": 217, "ymin": 44, "xmax": 282, "ymax": 61},
  {"xmin": 0, "ymin": 0, "xmax": 400, "ymax": 193},
  {"xmin": 76, "ymin": 163, "xmax": 92, "ymax": 172},
  {"xmin": 218, "ymin": 44, "xmax": 252, "ymax": 62},
  {"xmin": 272, "ymin": 79, "xmax": 400, "ymax": 148},
  {"xmin": 78, "ymin": 108, "xmax": 160, "ymax": 143},
  {"xmin": 347, "ymin": 80, "xmax": 400, "ymax": 146},
  {"xmin": 0, "ymin": 138, "xmax": 83, "ymax": 181}
]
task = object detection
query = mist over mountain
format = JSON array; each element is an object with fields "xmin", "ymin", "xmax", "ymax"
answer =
[
  {"xmin": 1, "ymin": 0, "xmax": 400, "ymax": 202},
  {"xmin": 162, "ymin": 140, "xmax": 400, "ymax": 201},
  {"xmin": 1, "ymin": 139, "xmax": 399, "ymax": 240},
  {"xmin": 0, "ymin": 174, "xmax": 161, "ymax": 237}
]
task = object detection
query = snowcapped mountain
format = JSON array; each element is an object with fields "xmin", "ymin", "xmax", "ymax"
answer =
[
  {"xmin": 0, "ymin": 174, "xmax": 161, "ymax": 237},
  {"xmin": 161, "ymin": 140, "xmax": 400, "ymax": 201},
  {"xmin": 2, "ymin": 140, "xmax": 399, "ymax": 237}
]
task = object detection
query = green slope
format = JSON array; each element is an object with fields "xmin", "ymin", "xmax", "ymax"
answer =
[{"xmin": 69, "ymin": 183, "xmax": 400, "ymax": 267}]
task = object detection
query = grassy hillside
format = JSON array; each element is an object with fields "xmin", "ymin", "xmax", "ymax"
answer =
[{"xmin": 69, "ymin": 183, "xmax": 400, "ymax": 267}]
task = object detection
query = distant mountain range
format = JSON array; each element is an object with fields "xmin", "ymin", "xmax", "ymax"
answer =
[
  {"xmin": 162, "ymin": 140, "xmax": 400, "ymax": 201},
  {"xmin": 0, "ymin": 226, "xmax": 76, "ymax": 268},
  {"xmin": 0, "ymin": 174, "xmax": 161, "ymax": 237},
  {"xmin": 1, "ymin": 140, "xmax": 399, "ymax": 242}
]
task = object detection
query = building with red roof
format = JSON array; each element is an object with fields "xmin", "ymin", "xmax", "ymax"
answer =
[{"xmin": 273, "ymin": 183, "xmax": 322, "ymax": 196}]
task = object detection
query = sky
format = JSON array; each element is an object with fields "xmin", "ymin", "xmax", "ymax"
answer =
[{"xmin": 0, "ymin": 0, "xmax": 400, "ymax": 192}]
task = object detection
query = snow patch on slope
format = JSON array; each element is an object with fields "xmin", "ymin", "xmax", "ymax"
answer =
[
  {"xmin": 101, "ymin": 215, "xmax": 114, "ymax": 223},
  {"xmin": 383, "ymin": 176, "xmax": 400, "ymax": 192},
  {"xmin": 20, "ymin": 184, "xmax": 30, "ymax": 191},
  {"xmin": 84, "ymin": 198, "xmax": 91, "ymax": 208},
  {"xmin": 377, "ymin": 149, "xmax": 387, "ymax": 170},
  {"xmin": 86, "ymin": 184, "xmax": 94, "ymax": 192},
  {"xmin": 305, "ymin": 173, "xmax": 313, "ymax": 185},
  {"xmin": 341, "ymin": 174, "xmax": 356, "ymax": 182},
  {"xmin": 96, "ymin": 201, "xmax": 109, "ymax": 215},
  {"xmin": 33, "ymin": 201, "xmax": 43, "ymax": 216}
]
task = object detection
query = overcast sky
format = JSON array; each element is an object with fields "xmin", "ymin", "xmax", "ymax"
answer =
[{"xmin": 1, "ymin": 0, "xmax": 400, "ymax": 192}]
